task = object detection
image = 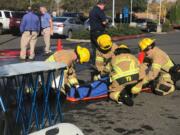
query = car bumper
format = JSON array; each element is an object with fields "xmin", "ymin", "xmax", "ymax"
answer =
[{"xmin": 53, "ymin": 27, "xmax": 64, "ymax": 35}]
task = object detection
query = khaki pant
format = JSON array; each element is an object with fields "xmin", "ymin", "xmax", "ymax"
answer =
[
  {"xmin": 42, "ymin": 27, "xmax": 51, "ymax": 52},
  {"xmin": 20, "ymin": 31, "xmax": 38, "ymax": 59}
]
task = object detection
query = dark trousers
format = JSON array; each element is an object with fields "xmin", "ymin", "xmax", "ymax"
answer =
[{"xmin": 90, "ymin": 31, "xmax": 105, "ymax": 65}]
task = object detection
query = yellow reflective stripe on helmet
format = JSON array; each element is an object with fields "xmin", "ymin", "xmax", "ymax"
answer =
[
  {"xmin": 69, "ymin": 78, "xmax": 78, "ymax": 85},
  {"xmin": 96, "ymin": 56, "xmax": 104, "ymax": 62},
  {"xmin": 152, "ymin": 63, "xmax": 161, "ymax": 70},
  {"xmin": 112, "ymin": 69, "xmax": 139, "ymax": 81},
  {"xmin": 46, "ymin": 55, "xmax": 55, "ymax": 62}
]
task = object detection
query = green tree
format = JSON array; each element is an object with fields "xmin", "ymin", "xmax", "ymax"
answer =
[
  {"xmin": 61, "ymin": 0, "xmax": 94, "ymax": 13},
  {"xmin": 132, "ymin": 0, "xmax": 147, "ymax": 12},
  {"xmin": 168, "ymin": 1, "xmax": 180, "ymax": 24}
]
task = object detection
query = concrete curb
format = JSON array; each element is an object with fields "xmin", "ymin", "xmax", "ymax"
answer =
[
  {"xmin": 112, "ymin": 34, "xmax": 148, "ymax": 41},
  {"xmin": 151, "ymin": 32, "xmax": 167, "ymax": 35},
  {"xmin": 173, "ymin": 25, "xmax": 180, "ymax": 29},
  {"xmin": 66, "ymin": 33, "xmax": 153, "ymax": 43},
  {"xmin": 66, "ymin": 38, "xmax": 90, "ymax": 43}
]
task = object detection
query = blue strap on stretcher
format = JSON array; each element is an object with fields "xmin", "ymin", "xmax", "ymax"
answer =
[{"xmin": 67, "ymin": 77, "xmax": 109, "ymax": 101}]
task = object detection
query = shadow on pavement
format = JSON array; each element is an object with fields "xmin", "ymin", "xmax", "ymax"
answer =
[{"xmin": 0, "ymin": 37, "xmax": 19, "ymax": 46}]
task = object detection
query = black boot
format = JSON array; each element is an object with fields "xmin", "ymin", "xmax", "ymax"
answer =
[{"xmin": 119, "ymin": 90, "xmax": 134, "ymax": 106}]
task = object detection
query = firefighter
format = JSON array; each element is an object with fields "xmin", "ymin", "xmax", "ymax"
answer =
[
  {"xmin": 131, "ymin": 38, "xmax": 175, "ymax": 96},
  {"xmin": 46, "ymin": 45, "xmax": 90, "ymax": 93},
  {"xmin": 94, "ymin": 34, "xmax": 118, "ymax": 80},
  {"xmin": 109, "ymin": 45, "xmax": 141, "ymax": 106}
]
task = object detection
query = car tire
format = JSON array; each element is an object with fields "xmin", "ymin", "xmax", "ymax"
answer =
[{"xmin": 67, "ymin": 30, "xmax": 72, "ymax": 39}]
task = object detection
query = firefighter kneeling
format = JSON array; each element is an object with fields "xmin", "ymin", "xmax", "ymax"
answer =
[
  {"xmin": 109, "ymin": 45, "xmax": 141, "ymax": 106},
  {"xmin": 132, "ymin": 38, "xmax": 175, "ymax": 96},
  {"xmin": 46, "ymin": 45, "xmax": 90, "ymax": 94},
  {"xmin": 94, "ymin": 34, "xmax": 118, "ymax": 79}
]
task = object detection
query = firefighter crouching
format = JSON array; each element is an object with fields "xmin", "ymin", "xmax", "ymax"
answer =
[
  {"xmin": 132, "ymin": 38, "xmax": 175, "ymax": 96},
  {"xmin": 46, "ymin": 45, "xmax": 90, "ymax": 93},
  {"xmin": 94, "ymin": 34, "xmax": 118, "ymax": 79},
  {"xmin": 109, "ymin": 45, "xmax": 143, "ymax": 106}
]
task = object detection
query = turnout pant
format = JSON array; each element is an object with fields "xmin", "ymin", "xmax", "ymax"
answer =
[
  {"xmin": 109, "ymin": 80, "xmax": 137, "ymax": 102},
  {"xmin": 42, "ymin": 27, "xmax": 51, "ymax": 53}
]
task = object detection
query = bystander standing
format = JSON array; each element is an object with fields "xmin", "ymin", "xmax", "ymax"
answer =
[
  {"xmin": 89, "ymin": 0, "xmax": 108, "ymax": 64},
  {"xmin": 20, "ymin": 5, "xmax": 40, "ymax": 60},
  {"xmin": 40, "ymin": 5, "xmax": 53, "ymax": 55}
]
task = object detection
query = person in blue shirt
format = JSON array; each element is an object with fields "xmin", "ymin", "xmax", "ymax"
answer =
[
  {"xmin": 20, "ymin": 5, "xmax": 40, "ymax": 60},
  {"xmin": 40, "ymin": 6, "xmax": 53, "ymax": 55}
]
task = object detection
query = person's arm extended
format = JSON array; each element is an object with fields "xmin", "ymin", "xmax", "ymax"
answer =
[{"xmin": 142, "ymin": 56, "xmax": 163, "ymax": 85}]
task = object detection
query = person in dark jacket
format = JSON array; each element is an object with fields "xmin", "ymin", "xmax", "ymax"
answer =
[{"xmin": 89, "ymin": 0, "xmax": 108, "ymax": 64}]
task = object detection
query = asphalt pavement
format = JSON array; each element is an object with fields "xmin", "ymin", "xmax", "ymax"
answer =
[{"xmin": 0, "ymin": 31, "xmax": 180, "ymax": 135}]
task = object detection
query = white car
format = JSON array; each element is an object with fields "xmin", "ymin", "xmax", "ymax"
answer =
[
  {"xmin": 0, "ymin": 10, "xmax": 13, "ymax": 34},
  {"xmin": 84, "ymin": 18, "xmax": 90, "ymax": 31},
  {"xmin": 53, "ymin": 17, "xmax": 85, "ymax": 38}
]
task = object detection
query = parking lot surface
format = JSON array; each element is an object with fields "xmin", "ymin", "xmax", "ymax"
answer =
[{"xmin": 0, "ymin": 31, "xmax": 180, "ymax": 135}]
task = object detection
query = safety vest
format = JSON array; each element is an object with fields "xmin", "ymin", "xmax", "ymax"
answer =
[{"xmin": 111, "ymin": 56, "xmax": 139, "ymax": 85}]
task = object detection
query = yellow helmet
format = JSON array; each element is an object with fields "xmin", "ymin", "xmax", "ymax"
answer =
[
  {"xmin": 76, "ymin": 46, "xmax": 90, "ymax": 64},
  {"xmin": 119, "ymin": 44, "xmax": 128, "ymax": 49},
  {"xmin": 139, "ymin": 38, "xmax": 155, "ymax": 51},
  {"xmin": 97, "ymin": 34, "xmax": 113, "ymax": 50}
]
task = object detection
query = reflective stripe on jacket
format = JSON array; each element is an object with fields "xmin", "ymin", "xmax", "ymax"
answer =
[
  {"xmin": 143, "ymin": 47, "xmax": 174, "ymax": 83},
  {"xmin": 95, "ymin": 44, "xmax": 118, "ymax": 74},
  {"xmin": 110, "ymin": 54, "xmax": 140, "ymax": 84},
  {"xmin": 46, "ymin": 50, "xmax": 79, "ymax": 86}
]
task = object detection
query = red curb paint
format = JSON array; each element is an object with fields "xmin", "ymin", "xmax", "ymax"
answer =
[
  {"xmin": 0, "ymin": 50, "xmax": 20, "ymax": 56},
  {"xmin": 112, "ymin": 34, "xmax": 146, "ymax": 41},
  {"xmin": 0, "ymin": 50, "xmax": 30, "ymax": 60},
  {"xmin": 173, "ymin": 25, "xmax": 180, "ymax": 29}
]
